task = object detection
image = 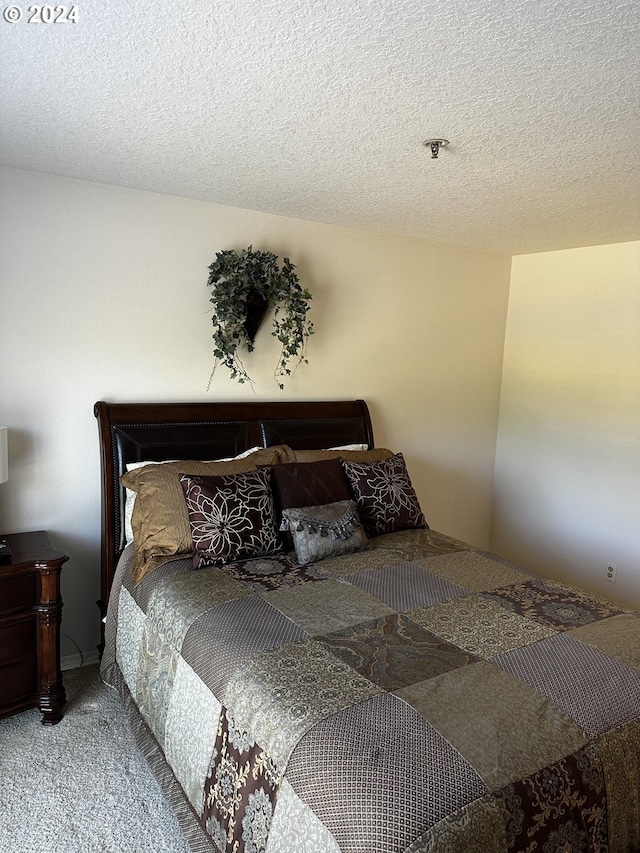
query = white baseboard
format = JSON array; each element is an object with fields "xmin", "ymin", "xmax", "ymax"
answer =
[{"xmin": 61, "ymin": 650, "xmax": 100, "ymax": 671}]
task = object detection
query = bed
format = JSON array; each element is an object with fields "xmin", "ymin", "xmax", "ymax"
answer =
[{"xmin": 96, "ymin": 399, "xmax": 640, "ymax": 853}]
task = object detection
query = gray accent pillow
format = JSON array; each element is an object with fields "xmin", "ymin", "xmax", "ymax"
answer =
[{"xmin": 280, "ymin": 500, "xmax": 368, "ymax": 565}]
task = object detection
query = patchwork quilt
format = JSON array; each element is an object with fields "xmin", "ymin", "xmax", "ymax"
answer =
[{"xmin": 101, "ymin": 529, "xmax": 640, "ymax": 853}]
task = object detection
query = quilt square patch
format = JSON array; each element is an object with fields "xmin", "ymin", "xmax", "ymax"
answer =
[
  {"xmin": 597, "ymin": 719, "xmax": 640, "ymax": 846},
  {"xmin": 569, "ymin": 613, "xmax": 640, "ymax": 671},
  {"xmin": 317, "ymin": 613, "xmax": 478, "ymax": 690},
  {"xmin": 286, "ymin": 692, "xmax": 489, "ymax": 853},
  {"xmin": 414, "ymin": 552, "xmax": 527, "ymax": 593},
  {"xmin": 470, "ymin": 549, "xmax": 542, "ymax": 580},
  {"xmin": 264, "ymin": 578, "xmax": 394, "ymax": 635},
  {"xmin": 483, "ymin": 579, "xmax": 626, "ymax": 631},
  {"xmin": 165, "ymin": 656, "xmax": 222, "ymax": 816},
  {"xmin": 313, "ymin": 545, "xmax": 416, "ymax": 579},
  {"xmin": 496, "ymin": 743, "xmax": 607, "ymax": 852},
  {"xmin": 220, "ymin": 553, "xmax": 330, "ymax": 592},
  {"xmin": 492, "ymin": 632, "xmax": 640, "ymax": 738},
  {"xmin": 408, "ymin": 594, "xmax": 556, "ymax": 658},
  {"xmin": 181, "ymin": 595, "xmax": 308, "ymax": 699},
  {"xmin": 369, "ymin": 527, "xmax": 469, "ymax": 559},
  {"xmin": 346, "ymin": 561, "xmax": 469, "ymax": 611},
  {"xmin": 202, "ymin": 706, "xmax": 280, "ymax": 853},
  {"xmin": 224, "ymin": 639, "xmax": 380, "ymax": 770},
  {"xmin": 396, "ymin": 661, "xmax": 586, "ymax": 790}
]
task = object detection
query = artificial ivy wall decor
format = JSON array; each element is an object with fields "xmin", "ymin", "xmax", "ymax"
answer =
[{"xmin": 207, "ymin": 246, "xmax": 314, "ymax": 389}]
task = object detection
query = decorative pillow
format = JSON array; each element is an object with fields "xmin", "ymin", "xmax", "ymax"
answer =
[
  {"xmin": 280, "ymin": 500, "xmax": 368, "ymax": 565},
  {"xmin": 180, "ymin": 467, "xmax": 281, "ymax": 569},
  {"xmin": 123, "ymin": 447, "xmax": 262, "ymax": 543},
  {"xmin": 341, "ymin": 452, "xmax": 428, "ymax": 537},
  {"xmin": 122, "ymin": 445, "xmax": 293, "ymax": 584},
  {"xmin": 291, "ymin": 447, "xmax": 394, "ymax": 464},
  {"xmin": 124, "ymin": 460, "xmax": 176, "ymax": 546},
  {"xmin": 268, "ymin": 458, "xmax": 354, "ymax": 551},
  {"xmin": 271, "ymin": 458, "xmax": 352, "ymax": 510}
]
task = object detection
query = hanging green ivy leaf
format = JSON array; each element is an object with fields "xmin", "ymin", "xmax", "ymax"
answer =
[{"xmin": 207, "ymin": 246, "xmax": 314, "ymax": 388}]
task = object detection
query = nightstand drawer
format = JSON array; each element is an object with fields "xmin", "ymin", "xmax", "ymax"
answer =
[
  {"xmin": 0, "ymin": 531, "xmax": 67, "ymax": 724},
  {"xmin": 0, "ymin": 615, "xmax": 37, "ymax": 665},
  {"xmin": 0, "ymin": 573, "xmax": 37, "ymax": 615},
  {"xmin": 0, "ymin": 657, "xmax": 38, "ymax": 705}
]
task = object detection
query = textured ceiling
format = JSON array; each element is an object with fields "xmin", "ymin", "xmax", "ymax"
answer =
[{"xmin": 1, "ymin": 0, "xmax": 639, "ymax": 254}]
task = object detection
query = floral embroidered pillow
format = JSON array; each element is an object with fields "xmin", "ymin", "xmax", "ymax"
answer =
[
  {"xmin": 341, "ymin": 452, "xmax": 428, "ymax": 537},
  {"xmin": 179, "ymin": 467, "xmax": 281, "ymax": 568}
]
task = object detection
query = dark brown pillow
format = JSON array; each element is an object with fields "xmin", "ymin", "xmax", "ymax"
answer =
[
  {"xmin": 271, "ymin": 458, "xmax": 352, "ymax": 510},
  {"xmin": 291, "ymin": 447, "xmax": 394, "ymax": 464},
  {"xmin": 341, "ymin": 452, "xmax": 428, "ymax": 537},
  {"xmin": 180, "ymin": 467, "xmax": 281, "ymax": 568}
]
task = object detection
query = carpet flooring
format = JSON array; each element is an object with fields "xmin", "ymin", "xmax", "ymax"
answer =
[{"xmin": 0, "ymin": 665, "xmax": 191, "ymax": 852}]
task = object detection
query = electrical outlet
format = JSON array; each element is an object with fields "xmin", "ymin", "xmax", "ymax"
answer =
[{"xmin": 605, "ymin": 563, "xmax": 617, "ymax": 583}]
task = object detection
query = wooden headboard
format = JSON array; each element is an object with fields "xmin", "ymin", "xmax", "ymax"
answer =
[{"xmin": 94, "ymin": 399, "xmax": 374, "ymax": 620}]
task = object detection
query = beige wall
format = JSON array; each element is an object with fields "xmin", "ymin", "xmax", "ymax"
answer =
[
  {"xmin": 0, "ymin": 167, "xmax": 511, "ymax": 662},
  {"xmin": 492, "ymin": 242, "xmax": 640, "ymax": 608}
]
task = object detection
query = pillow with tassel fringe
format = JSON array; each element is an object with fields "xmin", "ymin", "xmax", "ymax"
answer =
[{"xmin": 280, "ymin": 500, "xmax": 368, "ymax": 565}]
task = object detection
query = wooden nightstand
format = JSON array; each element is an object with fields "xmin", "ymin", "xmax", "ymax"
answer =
[{"xmin": 0, "ymin": 531, "xmax": 68, "ymax": 725}]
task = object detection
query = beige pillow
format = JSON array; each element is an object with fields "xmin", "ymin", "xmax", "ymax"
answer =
[
  {"xmin": 123, "ymin": 446, "xmax": 263, "ymax": 544},
  {"xmin": 292, "ymin": 447, "xmax": 394, "ymax": 464},
  {"xmin": 122, "ymin": 445, "xmax": 294, "ymax": 584}
]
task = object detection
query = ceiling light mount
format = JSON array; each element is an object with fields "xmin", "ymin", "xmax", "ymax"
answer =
[{"xmin": 423, "ymin": 138, "xmax": 450, "ymax": 159}]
